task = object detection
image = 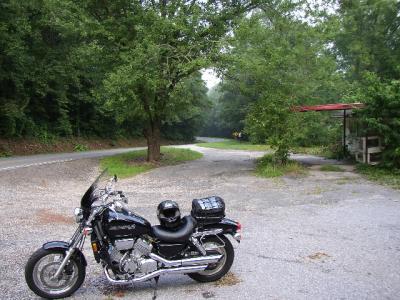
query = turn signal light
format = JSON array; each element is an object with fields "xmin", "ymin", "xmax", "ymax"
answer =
[{"xmin": 91, "ymin": 242, "xmax": 98, "ymax": 253}]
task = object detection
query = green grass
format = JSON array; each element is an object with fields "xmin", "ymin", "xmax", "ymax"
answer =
[
  {"xmin": 100, "ymin": 147, "xmax": 203, "ymax": 178},
  {"xmin": 356, "ymin": 164, "xmax": 400, "ymax": 189},
  {"xmin": 255, "ymin": 154, "xmax": 308, "ymax": 178},
  {"xmin": 320, "ymin": 164, "xmax": 345, "ymax": 172},
  {"xmin": 197, "ymin": 139, "xmax": 271, "ymax": 151}
]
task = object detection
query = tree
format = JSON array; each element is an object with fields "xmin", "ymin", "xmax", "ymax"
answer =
[
  {"xmin": 217, "ymin": 4, "xmax": 341, "ymax": 163},
  {"xmin": 161, "ymin": 72, "xmax": 210, "ymax": 141},
  {"xmin": 334, "ymin": 0, "xmax": 400, "ymax": 81},
  {"xmin": 88, "ymin": 0, "xmax": 256, "ymax": 161},
  {"xmin": 334, "ymin": 0, "xmax": 400, "ymax": 168},
  {"xmin": 354, "ymin": 74, "xmax": 400, "ymax": 168}
]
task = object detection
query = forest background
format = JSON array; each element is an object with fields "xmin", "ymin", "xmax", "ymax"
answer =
[{"xmin": 1, "ymin": 0, "xmax": 399, "ymax": 168}]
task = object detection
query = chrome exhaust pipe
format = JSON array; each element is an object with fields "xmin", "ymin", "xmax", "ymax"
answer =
[
  {"xmin": 149, "ymin": 253, "xmax": 222, "ymax": 267},
  {"xmin": 104, "ymin": 265, "xmax": 207, "ymax": 284}
]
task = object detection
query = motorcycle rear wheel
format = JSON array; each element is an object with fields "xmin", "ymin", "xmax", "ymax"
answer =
[
  {"xmin": 188, "ymin": 235, "xmax": 234, "ymax": 282},
  {"xmin": 25, "ymin": 248, "xmax": 85, "ymax": 299}
]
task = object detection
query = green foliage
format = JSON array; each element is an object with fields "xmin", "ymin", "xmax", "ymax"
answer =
[
  {"xmin": 335, "ymin": 0, "xmax": 400, "ymax": 81},
  {"xmin": 335, "ymin": 1, "xmax": 400, "ymax": 169},
  {"xmin": 246, "ymin": 93, "xmax": 297, "ymax": 163},
  {"xmin": 73, "ymin": 144, "xmax": 89, "ymax": 152},
  {"xmin": 255, "ymin": 154, "xmax": 307, "ymax": 178},
  {"xmin": 91, "ymin": 0, "xmax": 254, "ymax": 160},
  {"xmin": 197, "ymin": 139, "xmax": 271, "ymax": 151},
  {"xmin": 356, "ymin": 164, "xmax": 400, "ymax": 189},
  {"xmin": 350, "ymin": 74, "xmax": 400, "ymax": 168},
  {"xmin": 292, "ymin": 146, "xmax": 331, "ymax": 157},
  {"xmin": 161, "ymin": 73, "xmax": 210, "ymax": 142},
  {"xmin": 207, "ymin": 5, "xmax": 344, "ymax": 162},
  {"xmin": 0, "ymin": 0, "xmax": 222, "ymax": 145},
  {"xmin": 100, "ymin": 147, "xmax": 203, "ymax": 178}
]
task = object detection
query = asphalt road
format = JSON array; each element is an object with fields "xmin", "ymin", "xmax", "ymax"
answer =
[
  {"xmin": 0, "ymin": 137, "xmax": 225, "ymax": 172},
  {"xmin": 0, "ymin": 147, "xmax": 147, "ymax": 172},
  {"xmin": 1, "ymin": 144, "xmax": 399, "ymax": 299}
]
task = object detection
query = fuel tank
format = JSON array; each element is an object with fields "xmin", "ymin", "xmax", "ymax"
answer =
[{"xmin": 103, "ymin": 207, "xmax": 152, "ymax": 239}]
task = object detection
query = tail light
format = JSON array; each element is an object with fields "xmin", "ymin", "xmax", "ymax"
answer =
[
  {"xmin": 236, "ymin": 222, "xmax": 242, "ymax": 231},
  {"xmin": 234, "ymin": 222, "xmax": 242, "ymax": 242}
]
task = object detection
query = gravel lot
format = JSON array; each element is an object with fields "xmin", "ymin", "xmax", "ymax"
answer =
[{"xmin": 1, "ymin": 145, "xmax": 400, "ymax": 300}]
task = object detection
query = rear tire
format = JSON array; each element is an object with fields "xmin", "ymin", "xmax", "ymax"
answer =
[
  {"xmin": 25, "ymin": 248, "xmax": 85, "ymax": 299},
  {"xmin": 188, "ymin": 235, "xmax": 234, "ymax": 282}
]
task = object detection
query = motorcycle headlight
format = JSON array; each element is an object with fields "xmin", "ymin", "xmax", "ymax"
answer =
[{"xmin": 74, "ymin": 207, "xmax": 83, "ymax": 223}]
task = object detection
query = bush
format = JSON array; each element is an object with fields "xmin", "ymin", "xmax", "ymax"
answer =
[
  {"xmin": 351, "ymin": 73, "xmax": 400, "ymax": 169},
  {"xmin": 74, "ymin": 144, "xmax": 89, "ymax": 152},
  {"xmin": 255, "ymin": 154, "xmax": 307, "ymax": 178}
]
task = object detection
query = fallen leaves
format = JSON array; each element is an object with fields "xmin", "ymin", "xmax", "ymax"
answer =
[
  {"xmin": 36, "ymin": 209, "xmax": 73, "ymax": 225},
  {"xmin": 214, "ymin": 272, "xmax": 242, "ymax": 287},
  {"xmin": 307, "ymin": 252, "xmax": 330, "ymax": 260}
]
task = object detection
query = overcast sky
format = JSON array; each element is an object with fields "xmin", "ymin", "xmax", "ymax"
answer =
[{"xmin": 201, "ymin": 69, "xmax": 220, "ymax": 89}]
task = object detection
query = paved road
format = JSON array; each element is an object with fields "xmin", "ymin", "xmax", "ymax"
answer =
[
  {"xmin": 196, "ymin": 137, "xmax": 227, "ymax": 143},
  {"xmin": 0, "ymin": 136, "xmax": 223, "ymax": 172},
  {"xmin": 1, "ymin": 145, "xmax": 399, "ymax": 299},
  {"xmin": 0, "ymin": 147, "xmax": 148, "ymax": 172}
]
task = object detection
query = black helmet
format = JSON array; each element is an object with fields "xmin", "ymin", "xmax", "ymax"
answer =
[{"xmin": 157, "ymin": 200, "xmax": 181, "ymax": 228}]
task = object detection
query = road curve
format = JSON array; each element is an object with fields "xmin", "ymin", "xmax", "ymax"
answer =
[
  {"xmin": 0, "ymin": 137, "xmax": 226, "ymax": 172},
  {"xmin": 0, "ymin": 146, "xmax": 148, "ymax": 172}
]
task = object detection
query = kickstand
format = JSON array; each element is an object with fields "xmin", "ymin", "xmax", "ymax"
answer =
[{"xmin": 152, "ymin": 275, "xmax": 160, "ymax": 300}]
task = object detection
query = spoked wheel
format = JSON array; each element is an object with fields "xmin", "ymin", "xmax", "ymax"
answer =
[
  {"xmin": 25, "ymin": 248, "xmax": 85, "ymax": 299},
  {"xmin": 188, "ymin": 235, "xmax": 234, "ymax": 282}
]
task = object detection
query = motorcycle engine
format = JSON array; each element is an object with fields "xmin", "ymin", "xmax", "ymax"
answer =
[{"xmin": 109, "ymin": 238, "xmax": 157, "ymax": 275}]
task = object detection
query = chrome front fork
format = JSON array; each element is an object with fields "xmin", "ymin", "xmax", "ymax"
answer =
[{"xmin": 52, "ymin": 229, "xmax": 84, "ymax": 279}]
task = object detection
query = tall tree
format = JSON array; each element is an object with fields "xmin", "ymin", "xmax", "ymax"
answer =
[
  {"xmin": 334, "ymin": 0, "xmax": 400, "ymax": 167},
  {"xmin": 217, "ymin": 4, "xmax": 341, "ymax": 162},
  {"xmin": 88, "ymin": 0, "xmax": 256, "ymax": 161}
]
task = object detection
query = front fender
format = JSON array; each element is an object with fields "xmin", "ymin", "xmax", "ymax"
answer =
[{"xmin": 42, "ymin": 241, "xmax": 87, "ymax": 267}]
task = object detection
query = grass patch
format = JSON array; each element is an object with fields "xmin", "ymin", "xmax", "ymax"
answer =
[
  {"xmin": 319, "ymin": 164, "xmax": 345, "ymax": 172},
  {"xmin": 197, "ymin": 139, "xmax": 270, "ymax": 151},
  {"xmin": 100, "ymin": 147, "xmax": 203, "ymax": 178},
  {"xmin": 255, "ymin": 154, "xmax": 307, "ymax": 178},
  {"xmin": 356, "ymin": 164, "xmax": 400, "ymax": 189}
]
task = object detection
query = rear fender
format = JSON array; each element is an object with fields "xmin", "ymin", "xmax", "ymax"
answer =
[
  {"xmin": 201, "ymin": 218, "xmax": 241, "ymax": 243},
  {"xmin": 42, "ymin": 241, "xmax": 87, "ymax": 267},
  {"xmin": 202, "ymin": 218, "xmax": 238, "ymax": 234}
]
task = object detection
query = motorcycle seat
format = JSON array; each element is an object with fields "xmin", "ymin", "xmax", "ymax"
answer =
[{"xmin": 152, "ymin": 216, "xmax": 196, "ymax": 243}]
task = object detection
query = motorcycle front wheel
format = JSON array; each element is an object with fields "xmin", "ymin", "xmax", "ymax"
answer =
[{"xmin": 25, "ymin": 248, "xmax": 85, "ymax": 299}]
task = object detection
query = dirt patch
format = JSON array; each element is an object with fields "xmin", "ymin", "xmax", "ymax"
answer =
[
  {"xmin": 36, "ymin": 209, "xmax": 74, "ymax": 225},
  {"xmin": 111, "ymin": 290, "xmax": 125, "ymax": 298},
  {"xmin": 99, "ymin": 285, "xmax": 130, "ymax": 299},
  {"xmin": 214, "ymin": 272, "xmax": 242, "ymax": 287},
  {"xmin": 307, "ymin": 252, "xmax": 331, "ymax": 260}
]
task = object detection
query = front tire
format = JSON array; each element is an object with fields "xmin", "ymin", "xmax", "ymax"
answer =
[
  {"xmin": 188, "ymin": 235, "xmax": 234, "ymax": 282},
  {"xmin": 25, "ymin": 248, "xmax": 85, "ymax": 299}
]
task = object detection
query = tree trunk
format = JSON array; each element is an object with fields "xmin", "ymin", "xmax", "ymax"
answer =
[{"xmin": 145, "ymin": 120, "xmax": 161, "ymax": 162}]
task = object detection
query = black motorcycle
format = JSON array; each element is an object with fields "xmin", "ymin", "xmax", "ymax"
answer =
[{"xmin": 25, "ymin": 170, "xmax": 241, "ymax": 299}]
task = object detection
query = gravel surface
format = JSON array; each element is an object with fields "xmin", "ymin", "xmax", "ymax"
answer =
[{"xmin": 1, "ymin": 145, "xmax": 400, "ymax": 300}]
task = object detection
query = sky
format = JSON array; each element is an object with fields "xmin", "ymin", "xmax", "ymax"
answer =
[{"xmin": 201, "ymin": 68, "xmax": 221, "ymax": 89}]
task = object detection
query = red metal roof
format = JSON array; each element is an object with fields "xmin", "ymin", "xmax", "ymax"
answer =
[{"xmin": 293, "ymin": 103, "xmax": 365, "ymax": 112}]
